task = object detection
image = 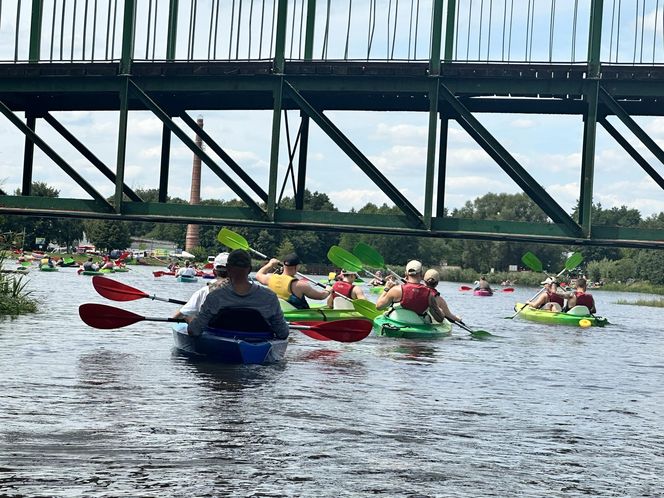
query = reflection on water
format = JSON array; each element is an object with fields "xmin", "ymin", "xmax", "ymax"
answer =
[{"xmin": 0, "ymin": 265, "xmax": 663, "ymax": 496}]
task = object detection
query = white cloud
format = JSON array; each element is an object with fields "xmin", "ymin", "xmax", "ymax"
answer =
[
  {"xmin": 328, "ymin": 188, "xmax": 390, "ymax": 211},
  {"xmin": 511, "ymin": 118, "xmax": 535, "ymax": 128}
]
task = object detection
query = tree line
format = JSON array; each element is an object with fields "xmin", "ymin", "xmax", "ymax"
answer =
[{"xmin": 1, "ymin": 183, "xmax": 663, "ymax": 283}]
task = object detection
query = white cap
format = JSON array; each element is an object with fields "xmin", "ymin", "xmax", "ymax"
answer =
[
  {"xmin": 406, "ymin": 260, "xmax": 422, "ymax": 274},
  {"xmin": 541, "ymin": 277, "xmax": 557, "ymax": 285},
  {"xmin": 214, "ymin": 252, "xmax": 229, "ymax": 268}
]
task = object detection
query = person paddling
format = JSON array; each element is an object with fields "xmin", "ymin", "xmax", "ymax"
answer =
[
  {"xmin": 173, "ymin": 252, "xmax": 230, "ymax": 322},
  {"xmin": 527, "ymin": 277, "xmax": 566, "ymax": 312},
  {"xmin": 255, "ymin": 252, "xmax": 331, "ymax": 309},
  {"xmin": 423, "ymin": 269, "xmax": 462, "ymax": 323},
  {"xmin": 376, "ymin": 260, "xmax": 442, "ymax": 320},
  {"xmin": 474, "ymin": 275, "xmax": 493, "ymax": 294},
  {"xmin": 566, "ymin": 277, "xmax": 597, "ymax": 314},
  {"xmin": 326, "ymin": 268, "xmax": 366, "ymax": 309},
  {"xmin": 188, "ymin": 249, "xmax": 289, "ymax": 339}
]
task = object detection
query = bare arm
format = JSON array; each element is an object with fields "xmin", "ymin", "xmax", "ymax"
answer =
[
  {"xmin": 255, "ymin": 258, "xmax": 280, "ymax": 286},
  {"xmin": 376, "ymin": 285, "xmax": 401, "ymax": 310},
  {"xmin": 352, "ymin": 286, "xmax": 366, "ymax": 301},
  {"xmin": 294, "ymin": 279, "xmax": 330, "ymax": 301},
  {"xmin": 435, "ymin": 295, "xmax": 460, "ymax": 322}
]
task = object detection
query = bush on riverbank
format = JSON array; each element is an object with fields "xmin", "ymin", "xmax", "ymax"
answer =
[{"xmin": 0, "ymin": 256, "xmax": 37, "ymax": 316}]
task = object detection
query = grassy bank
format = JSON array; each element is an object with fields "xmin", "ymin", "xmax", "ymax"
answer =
[
  {"xmin": 616, "ymin": 298, "xmax": 664, "ymax": 308},
  {"xmin": 0, "ymin": 256, "xmax": 37, "ymax": 317}
]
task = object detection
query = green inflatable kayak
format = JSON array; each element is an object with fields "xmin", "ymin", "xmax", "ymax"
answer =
[
  {"xmin": 514, "ymin": 302, "xmax": 608, "ymax": 327},
  {"xmin": 39, "ymin": 265, "xmax": 59, "ymax": 272},
  {"xmin": 373, "ymin": 308, "xmax": 452, "ymax": 339},
  {"xmin": 79, "ymin": 270, "xmax": 104, "ymax": 276}
]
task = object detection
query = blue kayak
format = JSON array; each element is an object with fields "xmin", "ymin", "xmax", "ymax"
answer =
[
  {"xmin": 176, "ymin": 275, "xmax": 198, "ymax": 283},
  {"xmin": 172, "ymin": 324, "xmax": 287, "ymax": 364}
]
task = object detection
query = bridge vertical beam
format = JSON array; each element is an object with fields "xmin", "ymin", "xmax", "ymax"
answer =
[
  {"xmin": 295, "ymin": 0, "xmax": 317, "ymax": 210},
  {"xmin": 579, "ymin": 0, "xmax": 604, "ymax": 235},
  {"xmin": 159, "ymin": 125, "xmax": 172, "ymax": 203},
  {"xmin": 21, "ymin": 113, "xmax": 36, "ymax": 196},
  {"xmin": 424, "ymin": 0, "xmax": 445, "ymax": 227},
  {"xmin": 115, "ymin": 78, "xmax": 130, "ymax": 213},
  {"xmin": 166, "ymin": 0, "xmax": 179, "ymax": 60},
  {"xmin": 436, "ymin": 115, "xmax": 449, "ymax": 217},
  {"xmin": 28, "ymin": 0, "xmax": 44, "ymax": 62},
  {"xmin": 267, "ymin": 0, "xmax": 289, "ymax": 219},
  {"xmin": 443, "ymin": 0, "xmax": 457, "ymax": 62},
  {"xmin": 120, "ymin": 0, "xmax": 136, "ymax": 75}
]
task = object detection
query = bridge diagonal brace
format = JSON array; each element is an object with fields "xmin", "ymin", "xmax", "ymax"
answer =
[
  {"xmin": 282, "ymin": 80, "xmax": 425, "ymax": 229},
  {"xmin": 600, "ymin": 118, "xmax": 664, "ymax": 190},
  {"xmin": 42, "ymin": 113, "xmax": 144, "ymax": 202},
  {"xmin": 179, "ymin": 112, "xmax": 268, "ymax": 202},
  {"xmin": 438, "ymin": 83, "xmax": 583, "ymax": 238},
  {"xmin": 599, "ymin": 87, "xmax": 664, "ymax": 190},
  {"xmin": 0, "ymin": 100, "xmax": 113, "ymax": 212},
  {"xmin": 127, "ymin": 80, "xmax": 267, "ymax": 219}
]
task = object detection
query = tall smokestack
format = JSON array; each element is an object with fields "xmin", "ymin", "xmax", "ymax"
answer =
[{"xmin": 185, "ymin": 116, "xmax": 203, "ymax": 252}]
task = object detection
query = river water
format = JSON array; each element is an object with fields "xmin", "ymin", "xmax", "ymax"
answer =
[{"xmin": 1, "ymin": 264, "xmax": 663, "ymax": 497}]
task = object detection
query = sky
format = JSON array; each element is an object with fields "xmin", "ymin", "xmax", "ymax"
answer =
[{"xmin": 0, "ymin": 0, "xmax": 662, "ymax": 220}]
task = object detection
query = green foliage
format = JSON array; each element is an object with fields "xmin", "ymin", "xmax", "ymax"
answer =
[
  {"xmin": 0, "ymin": 255, "xmax": 37, "ymax": 316},
  {"xmin": 83, "ymin": 220, "xmax": 132, "ymax": 252}
]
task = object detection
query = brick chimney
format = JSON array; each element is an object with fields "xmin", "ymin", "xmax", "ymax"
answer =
[{"xmin": 185, "ymin": 117, "xmax": 203, "ymax": 252}]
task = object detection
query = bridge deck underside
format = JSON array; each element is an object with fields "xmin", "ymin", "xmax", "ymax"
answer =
[{"xmin": 0, "ymin": 61, "xmax": 662, "ymax": 249}]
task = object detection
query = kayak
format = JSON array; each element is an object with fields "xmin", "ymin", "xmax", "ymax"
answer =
[
  {"xmin": 79, "ymin": 270, "xmax": 104, "ymax": 276},
  {"xmin": 171, "ymin": 324, "xmax": 287, "ymax": 364},
  {"xmin": 473, "ymin": 289, "xmax": 493, "ymax": 296},
  {"xmin": 279, "ymin": 299, "xmax": 363, "ymax": 321},
  {"xmin": 373, "ymin": 308, "xmax": 452, "ymax": 339},
  {"xmin": 99, "ymin": 268, "xmax": 115, "ymax": 273},
  {"xmin": 177, "ymin": 275, "xmax": 198, "ymax": 283},
  {"xmin": 39, "ymin": 265, "xmax": 59, "ymax": 272},
  {"xmin": 113, "ymin": 267, "xmax": 129, "ymax": 272},
  {"xmin": 514, "ymin": 302, "xmax": 609, "ymax": 327},
  {"xmin": 369, "ymin": 286, "xmax": 384, "ymax": 294}
]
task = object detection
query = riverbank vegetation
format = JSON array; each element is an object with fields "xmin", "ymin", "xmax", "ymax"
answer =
[
  {"xmin": 1, "ymin": 186, "xmax": 662, "ymax": 293},
  {"xmin": 0, "ymin": 256, "xmax": 37, "ymax": 316}
]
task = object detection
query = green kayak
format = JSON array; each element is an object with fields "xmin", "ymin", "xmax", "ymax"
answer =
[
  {"xmin": 373, "ymin": 308, "xmax": 452, "ymax": 339},
  {"xmin": 80, "ymin": 270, "xmax": 104, "ymax": 276},
  {"xmin": 279, "ymin": 300, "xmax": 362, "ymax": 321},
  {"xmin": 177, "ymin": 275, "xmax": 198, "ymax": 283},
  {"xmin": 39, "ymin": 265, "xmax": 59, "ymax": 272},
  {"xmin": 514, "ymin": 302, "xmax": 608, "ymax": 327}
]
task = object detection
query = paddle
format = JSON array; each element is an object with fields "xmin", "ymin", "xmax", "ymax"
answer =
[
  {"xmin": 507, "ymin": 251, "xmax": 583, "ymax": 319},
  {"xmin": 501, "ymin": 287, "xmax": 515, "ymax": 292},
  {"xmin": 450, "ymin": 319, "xmax": 492, "ymax": 338},
  {"xmin": 352, "ymin": 242, "xmax": 403, "ymax": 281},
  {"xmin": 217, "ymin": 228, "xmax": 374, "ymax": 320},
  {"xmin": 92, "ymin": 276, "xmax": 187, "ymax": 305},
  {"xmin": 78, "ymin": 303, "xmax": 370, "ymax": 342},
  {"xmin": 459, "ymin": 285, "xmax": 472, "ymax": 291}
]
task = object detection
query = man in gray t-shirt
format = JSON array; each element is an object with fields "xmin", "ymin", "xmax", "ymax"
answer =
[{"xmin": 187, "ymin": 249, "xmax": 290, "ymax": 339}]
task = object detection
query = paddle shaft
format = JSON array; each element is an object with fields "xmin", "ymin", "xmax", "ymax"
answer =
[{"xmin": 149, "ymin": 294, "xmax": 187, "ymax": 305}]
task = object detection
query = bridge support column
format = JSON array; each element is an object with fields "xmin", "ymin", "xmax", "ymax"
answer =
[{"xmin": 21, "ymin": 113, "xmax": 36, "ymax": 196}]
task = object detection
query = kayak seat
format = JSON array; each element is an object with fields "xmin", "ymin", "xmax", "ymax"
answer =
[
  {"xmin": 566, "ymin": 305, "xmax": 590, "ymax": 316},
  {"xmin": 208, "ymin": 308, "xmax": 275, "ymax": 341},
  {"xmin": 332, "ymin": 297, "xmax": 355, "ymax": 310}
]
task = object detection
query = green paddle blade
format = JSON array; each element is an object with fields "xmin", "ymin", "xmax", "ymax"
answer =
[
  {"xmin": 352, "ymin": 299, "xmax": 383, "ymax": 320},
  {"xmin": 564, "ymin": 252, "xmax": 583, "ymax": 271},
  {"xmin": 217, "ymin": 227, "xmax": 250, "ymax": 250},
  {"xmin": 327, "ymin": 246, "xmax": 363, "ymax": 273},
  {"xmin": 352, "ymin": 242, "xmax": 384, "ymax": 269},
  {"xmin": 521, "ymin": 251, "xmax": 543, "ymax": 273}
]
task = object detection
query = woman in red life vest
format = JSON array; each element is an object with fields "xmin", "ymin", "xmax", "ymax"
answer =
[
  {"xmin": 566, "ymin": 277, "xmax": 597, "ymax": 313},
  {"xmin": 528, "ymin": 277, "xmax": 566, "ymax": 312},
  {"xmin": 423, "ymin": 269, "xmax": 462, "ymax": 322},
  {"xmin": 376, "ymin": 260, "xmax": 436, "ymax": 316},
  {"xmin": 326, "ymin": 269, "xmax": 367, "ymax": 309}
]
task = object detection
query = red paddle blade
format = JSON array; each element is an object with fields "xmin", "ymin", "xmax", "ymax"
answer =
[
  {"xmin": 92, "ymin": 276, "xmax": 148, "ymax": 302},
  {"xmin": 502, "ymin": 287, "xmax": 515, "ymax": 292},
  {"xmin": 153, "ymin": 271, "xmax": 165, "ymax": 277},
  {"xmin": 292, "ymin": 319, "xmax": 372, "ymax": 343},
  {"xmin": 79, "ymin": 303, "xmax": 145, "ymax": 329},
  {"xmin": 459, "ymin": 286, "xmax": 472, "ymax": 291},
  {"xmin": 294, "ymin": 323, "xmax": 333, "ymax": 341}
]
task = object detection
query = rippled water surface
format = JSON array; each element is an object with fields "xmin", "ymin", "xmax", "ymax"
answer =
[{"xmin": 1, "ymin": 265, "xmax": 663, "ymax": 496}]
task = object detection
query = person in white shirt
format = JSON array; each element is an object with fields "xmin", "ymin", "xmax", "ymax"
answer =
[
  {"xmin": 176, "ymin": 260, "xmax": 197, "ymax": 277},
  {"xmin": 172, "ymin": 253, "xmax": 229, "ymax": 322}
]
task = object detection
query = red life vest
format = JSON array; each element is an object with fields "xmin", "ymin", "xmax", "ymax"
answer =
[
  {"xmin": 574, "ymin": 292, "xmax": 595, "ymax": 310},
  {"xmin": 332, "ymin": 280, "xmax": 354, "ymax": 298},
  {"xmin": 399, "ymin": 283, "xmax": 433, "ymax": 314},
  {"xmin": 547, "ymin": 291, "xmax": 564, "ymax": 306}
]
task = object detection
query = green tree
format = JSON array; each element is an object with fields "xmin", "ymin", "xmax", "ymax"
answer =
[{"xmin": 84, "ymin": 220, "xmax": 132, "ymax": 252}]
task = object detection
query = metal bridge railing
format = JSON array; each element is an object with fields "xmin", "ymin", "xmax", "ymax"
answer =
[{"xmin": 0, "ymin": 0, "xmax": 663, "ymax": 65}]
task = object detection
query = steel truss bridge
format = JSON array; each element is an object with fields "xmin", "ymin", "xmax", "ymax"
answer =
[{"xmin": 0, "ymin": 0, "xmax": 663, "ymax": 249}]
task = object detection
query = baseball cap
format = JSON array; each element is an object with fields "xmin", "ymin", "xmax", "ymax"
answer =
[
  {"xmin": 424, "ymin": 269, "xmax": 439, "ymax": 282},
  {"xmin": 341, "ymin": 268, "xmax": 359, "ymax": 276},
  {"xmin": 226, "ymin": 249, "xmax": 252, "ymax": 268},
  {"xmin": 214, "ymin": 252, "xmax": 229, "ymax": 268},
  {"xmin": 541, "ymin": 277, "xmax": 557, "ymax": 285},
  {"xmin": 406, "ymin": 260, "xmax": 422, "ymax": 274},
  {"xmin": 283, "ymin": 253, "xmax": 301, "ymax": 266}
]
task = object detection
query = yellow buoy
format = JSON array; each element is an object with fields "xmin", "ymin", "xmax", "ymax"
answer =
[{"xmin": 579, "ymin": 319, "xmax": 592, "ymax": 328}]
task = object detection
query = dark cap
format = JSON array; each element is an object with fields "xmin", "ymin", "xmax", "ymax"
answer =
[
  {"xmin": 282, "ymin": 253, "xmax": 301, "ymax": 266},
  {"xmin": 226, "ymin": 249, "xmax": 252, "ymax": 268}
]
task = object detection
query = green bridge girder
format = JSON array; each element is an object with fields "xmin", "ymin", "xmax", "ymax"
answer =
[{"xmin": 0, "ymin": 0, "xmax": 662, "ymax": 249}]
